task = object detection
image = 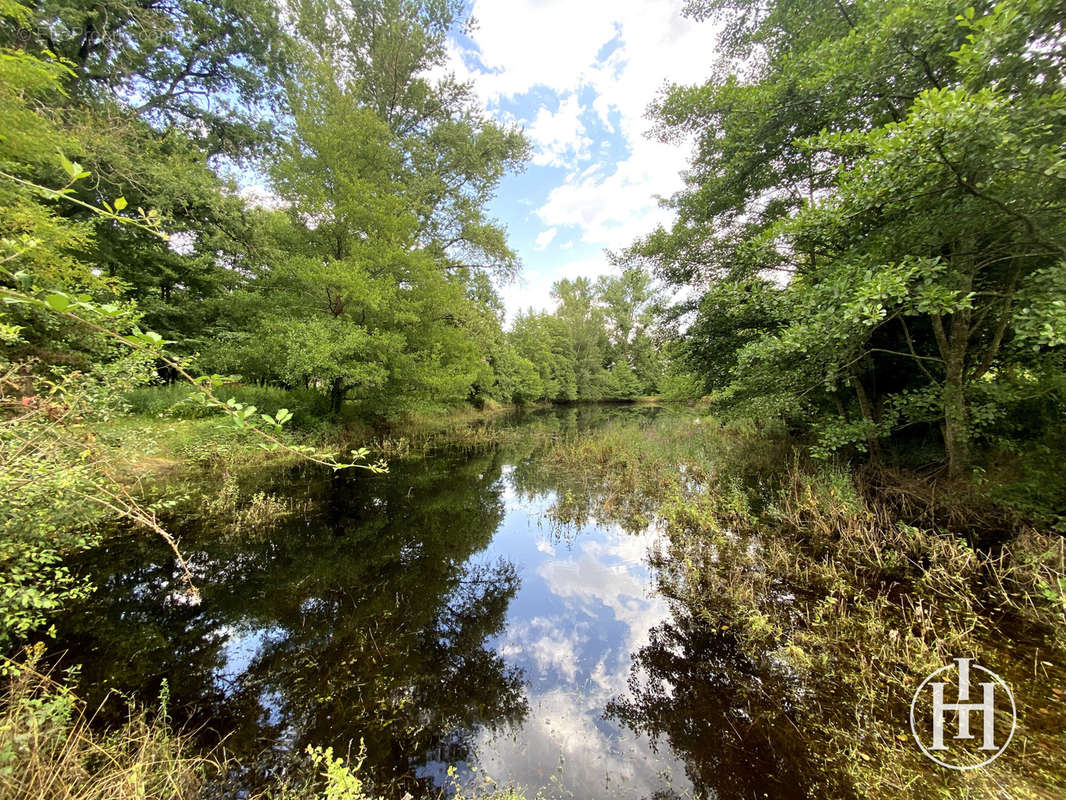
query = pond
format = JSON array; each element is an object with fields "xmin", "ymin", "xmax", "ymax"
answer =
[
  {"xmin": 42, "ymin": 406, "xmax": 697, "ymax": 799},
  {"xmin": 37, "ymin": 405, "xmax": 1066, "ymax": 799}
]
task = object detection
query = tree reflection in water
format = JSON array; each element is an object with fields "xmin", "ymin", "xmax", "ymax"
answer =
[
  {"xmin": 45, "ymin": 450, "xmax": 528, "ymax": 795},
  {"xmin": 606, "ymin": 601, "xmax": 815, "ymax": 800}
]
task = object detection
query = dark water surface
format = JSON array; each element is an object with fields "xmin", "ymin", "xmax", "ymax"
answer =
[
  {"xmin": 43, "ymin": 406, "xmax": 698, "ymax": 798},
  {"xmin": 35, "ymin": 405, "xmax": 1066, "ymax": 798}
]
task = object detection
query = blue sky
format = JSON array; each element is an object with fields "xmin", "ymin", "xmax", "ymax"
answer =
[{"xmin": 434, "ymin": 1, "xmax": 715, "ymax": 322}]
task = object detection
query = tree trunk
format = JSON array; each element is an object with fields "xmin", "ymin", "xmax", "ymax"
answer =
[
  {"xmin": 934, "ymin": 252, "xmax": 975, "ymax": 479},
  {"xmin": 329, "ymin": 378, "xmax": 346, "ymax": 414},
  {"xmin": 943, "ymin": 340, "xmax": 970, "ymax": 478},
  {"xmin": 946, "ymin": 309, "xmax": 972, "ymax": 480},
  {"xmin": 850, "ymin": 372, "xmax": 882, "ymax": 463}
]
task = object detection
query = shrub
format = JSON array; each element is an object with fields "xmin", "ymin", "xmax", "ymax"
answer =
[{"xmin": 125, "ymin": 384, "xmax": 334, "ymax": 430}]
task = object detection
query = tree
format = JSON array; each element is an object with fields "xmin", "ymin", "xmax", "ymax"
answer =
[
  {"xmin": 0, "ymin": 0, "xmax": 291, "ymax": 359},
  {"xmin": 638, "ymin": 0, "xmax": 1066, "ymax": 473},
  {"xmin": 490, "ymin": 343, "xmax": 543, "ymax": 404},
  {"xmin": 511, "ymin": 311, "xmax": 578, "ymax": 402},
  {"xmin": 552, "ymin": 277, "xmax": 608, "ymax": 399},
  {"xmin": 597, "ymin": 266, "xmax": 664, "ymax": 394},
  {"xmin": 774, "ymin": 83, "xmax": 1066, "ymax": 473},
  {"xmin": 289, "ymin": 0, "xmax": 528, "ymax": 280},
  {"xmin": 632, "ymin": 0, "xmax": 973, "ymax": 401},
  {"xmin": 201, "ymin": 1, "xmax": 527, "ymax": 415},
  {"xmin": 9, "ymin": 0, "xmax": 289, "ymax": 149}
]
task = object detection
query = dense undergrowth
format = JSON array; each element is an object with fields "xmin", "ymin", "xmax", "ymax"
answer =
[{"xmin": 542, "ymin": 413, "xmax": 1066, "ymax": 799}]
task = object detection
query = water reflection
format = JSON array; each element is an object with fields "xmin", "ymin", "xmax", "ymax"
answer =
[
  {"xmin": 46, "ymin": 450, "xmax": 528, "ymax": 795},
  {"xmin": 606, "ymin": 598, "xmax": 815, "ymax": 800},
  {"xmin": 44, "ymin": 407, "xmax": 696, "ymax": 798},
  {"xmin": 431, "ymin": 488, "xmax": 690, "ymax": 798}
]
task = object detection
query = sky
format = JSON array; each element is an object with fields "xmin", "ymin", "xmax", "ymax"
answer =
[{"xmin": 439, "ymin": 0, "xmax": 716, "ymax": 322}]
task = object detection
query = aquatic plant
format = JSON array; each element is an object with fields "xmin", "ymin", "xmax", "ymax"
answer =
[{"xmin": 547, "ymin": 415, "xmax": 1066, "ymax": 798}]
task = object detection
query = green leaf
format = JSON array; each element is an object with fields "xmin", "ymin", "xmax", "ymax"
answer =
[
  {"xmin": 58, "ymin": 153, "xmax": 78, "ymax": 179},
  {"xmin": 44, "ymin": 294, "xmax": 71, "ymax": 312}
]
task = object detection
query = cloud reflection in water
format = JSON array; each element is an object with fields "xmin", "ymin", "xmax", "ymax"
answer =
[{"xmin": 435, "ymin": 477, "xmax": 691, "ymax": 799}]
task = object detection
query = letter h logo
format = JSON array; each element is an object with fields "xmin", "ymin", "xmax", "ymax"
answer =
[{"xmin": 930, "ymin": 658, "xmax": 996, "ymax": 751}]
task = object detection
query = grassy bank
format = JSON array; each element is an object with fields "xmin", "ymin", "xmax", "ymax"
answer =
[
  {"xmin": 116, "ymin": 385, "xmax": 559, "ymax": 472},
  {"xmin": 110, "ymin": 385, "xmax": 680, "ymax": 479},
  {"xmin": 540, "ymin": 414, "xmax": 1066, "ymax": 799},
  {"xmin": 88, "ymin": 390, "xmax": 605, "ymax": 548}
]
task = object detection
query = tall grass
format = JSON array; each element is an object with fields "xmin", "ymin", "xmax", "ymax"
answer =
[
  {"xmin": 0, "ymin": 652, "xmax": 530, "ymax": 800},
  {"xmin": 0, "ymin": 650, "xmax": 213, "ymax": 800}
]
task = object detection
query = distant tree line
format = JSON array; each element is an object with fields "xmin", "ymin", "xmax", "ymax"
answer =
[{"xmin": 495, "ymin": 269, "xmax": 664, "ymax": 404}]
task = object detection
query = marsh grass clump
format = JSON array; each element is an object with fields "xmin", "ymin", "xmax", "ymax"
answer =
[
  {"xmin": 542, "ymin": 413, "xmax": 787, "ymax": 533},
  {"xmin": 201, "ymin": 472, "xmax": 301, "ymax": 536},
  {"xmin": 366, "ymin": 406, "xmax": 560, "ymax": 458},
  {"xmin": 370, "ymin": 425, "xmax": 514, "ymax": 457},
  {"xmin": 549, "ymin": 415, "xmax": 1066, "ymax": 799},
  {"xmin": 0, "ymin": 651, "xmax": 213, "ymax": 800}
]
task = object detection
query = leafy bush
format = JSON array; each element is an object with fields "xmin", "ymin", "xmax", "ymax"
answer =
[
  {"xmin": 126, "ymin": 384, "xmax": 335, "ymax": 430},
  {"xmin": 0, "ymin": 356, "xmax": 155, "ymax": 643}
]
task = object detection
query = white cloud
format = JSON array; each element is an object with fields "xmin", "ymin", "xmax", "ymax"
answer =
[
  {"xmin": 529, "ymin": 631, "xmax": 582, "ymax": 681},
  {"xmin": 527, "ymin": 94, "xmax": 592, "ymax": 168},
  {"xmin": 472, "ymin": 686, "xmax": 690, "ymax": 798},
  {"xmin": 497, "ymin": 616, "xmax": 586, "ymax": 682},
  {"xmin": 444, "ymin": 1, "xmax": 723, "ymax": 320},
  {"xmin": 535, "ymin": 138, "xmax": 685, "ymax": 248},
  {"xmin": 535, "ymin": 539, "xmax": 556, "ymax": 556},
  {"xmin": 536, "ymin": 541, "xmax": 670, "ymax": 663},
  {"xmin": 534, "ymin": 226, "xmax": 557, "ymax": 250},
  {"xmin": 461, "ymin": 3, "xmax": 619, "ymax": 101},
  {"xmin": 469, "ymin": 517, "xmax": 688, "ymax": 797},
  {"xmin": 448, "ymin": 0, "xmax": 717, "ymax": 292},
  {"xmin": 237, "ymin": 184, "xmax": 288, "ymax": 211}
]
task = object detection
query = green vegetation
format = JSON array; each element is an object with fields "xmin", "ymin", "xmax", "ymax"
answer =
[
  {"xmin": 30, "ymin": 441, "xmax": 562, "ymax": 799},
  {"xmin": 1, "ymin": 0, "xmax": 1064, "ymax": 796},
  {"xmin": 1, "ymin": 648, "xmax": 212, "ymax": 800},
  {"xmin": 544, "ymin": 414, "xmax": 1066, "ymax": 799},
  {"xmin": 635, "ymin": 0, "xmax": 1065, "ymax": 479},
  {"xmin": 506, "ymin": 268, "xmax": 664, "ymax": 402}
]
